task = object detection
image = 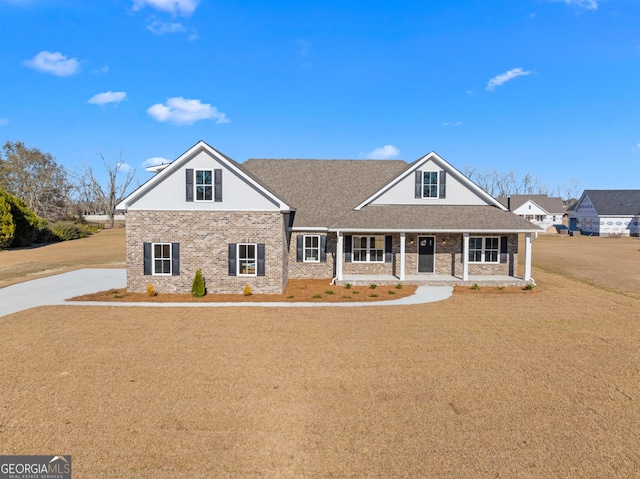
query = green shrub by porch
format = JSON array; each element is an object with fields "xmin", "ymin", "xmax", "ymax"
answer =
[{"xmin": 191, "ymin": 269, "xmax": 206, "ymax": 297}]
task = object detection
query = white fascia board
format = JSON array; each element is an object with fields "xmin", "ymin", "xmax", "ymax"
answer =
[
  {"xmin": 116, "ymin": 141, "xmax": 292, "ymax": 212},
  {"xmin": 353, "ymin": 152, "xmax": 507, "ymax": 211},
  {"xmin": 330, "ymin": 227, "xmax": 543, "ymax": 234},
  {"xmin": 291, "ymin": 227, "xmax": 330, "ymax": 232}
]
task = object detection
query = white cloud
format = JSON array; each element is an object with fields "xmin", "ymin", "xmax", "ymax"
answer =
[
  {"xmin": 147, "ymin": 97, "xmax": 230, "ymax": 125},
  {"xmin": 550, "ymin": 0, "xmax": 598, "ymax": 10},
  {"xmin": 92, "ymin": 65, "xmax": 109, "ymax": 74},
  {"xmin": 143, "ymin": 157, "xmax": 171, "ymax": 167},
  {"xmin": 486, "ymin": 67, "xmax": 532, "ymax": 91},
  {"xmin": 132, "ymin": 0, "xmax": 198, "ymax": 16},
  {"xmin": 442, "ymin": 121, "xmax": 462, "ymax": 127},
  {"xmin": 365, "ymin": 145, "xmax": 400, "ymax": 160},
  {"xmin": 23, "ymin": 51, "xmax": 80, "ymax": 77},
  {"xmin": 116, "ymin": 162, "xmax": 134, "ymax": 174},
  {"xmin": 0, "ymin": 118, "xmax": 8, "ymax": 126},
  {"xmin": 147, "ymin": 20, "xmax": 186, "ymax": 34},
  {"xmin": 88, "ymin": 91, "xmax": 127, "ymax": 106}
]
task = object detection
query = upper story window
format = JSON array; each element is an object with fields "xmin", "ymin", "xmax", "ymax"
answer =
[
  {"xmin": 353, "ymin": 235, "xmax": 384, "ymax": 263},
  {"xmin": 423, "ymin": 171, "xmax": 439, "ymax": 198},
  {"xmin": 195, "ymin": 170, "xmax": 213, "ymax": 201}
]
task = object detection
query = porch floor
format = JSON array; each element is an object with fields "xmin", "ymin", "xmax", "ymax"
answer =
[{"xmin": 338, "ymin": 274, "xmax": 531, "ymax": 287}]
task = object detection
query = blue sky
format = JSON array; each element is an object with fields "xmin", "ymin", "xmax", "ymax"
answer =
[{"xmin": 1, "ymin": 0, "xmax": 639, "ymax": 194}]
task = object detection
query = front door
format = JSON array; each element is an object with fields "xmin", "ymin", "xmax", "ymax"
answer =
[{"xmin": 417, "ymin": 236, "xmax": 435, "ymax": 273}]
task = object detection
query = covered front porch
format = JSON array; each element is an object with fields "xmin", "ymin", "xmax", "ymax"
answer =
[
  {"xmin": 337, "ymin": 273, "xmax": 531, "ymax": 287},
  {"xmin": 334, "ymin": 231, "xmax": 536, "ymax": 285}
]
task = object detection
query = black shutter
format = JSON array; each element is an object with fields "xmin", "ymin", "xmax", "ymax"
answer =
[
  {"xmin": 439, "ymin": 171, "xmax": 447, "ymax": 199},
  {"xmin": 171, "ymin": 243, "xmax": 180, "ymax": 276},
  {"xmin": 214, "ymin": 169, "xmax": 222, "ymax": 202},
  {"xmin": 344, "ymin": 235, "xmax": 352, "ymax": 263},
  {"xmin": 500, "ymin": 236, "xmax": 508, "ymax": 264},
  {"xmin": 385, "ymin": 235, "xmax": 392, "ymax": 263},
  {"xmin": 320, "ymin": 235, "xmax": 327, "ymax": 262},
  {"xmin": 186, "ymin": 169, "xmax": 194, "ymax": 202},
  {"xmin": 228, "ymin": 243, "xmax": 236, "ymax": 276},
  {"xmin": 296, "ymin": 236, "xmax": 303, "ymax": 262},
  {"xmin": 415, "ymin": 170, "xmax": 422, "ymax": 198},
  {"xmin": 143, "ymin": 242, "xmax": 152, "ymax": 275},
  {"xmin": 257, "ymin": 243, "xmax": 265, "ymax": 276}
]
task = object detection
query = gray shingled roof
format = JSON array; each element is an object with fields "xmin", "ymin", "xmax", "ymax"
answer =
[
  {"xmin": 331, "ymin": 205, "xmax": 542, "ymax": 232},
  {"xmin": 241, "ymin": 159, "xmax": 409, "ymax": 227},
  {"xmin": 497, "ymin": 195, "xmax": 565, "ymax": 214},
  {"xmin": 584, "ymin": 190, "xmax": 640, "ymax": 216}
]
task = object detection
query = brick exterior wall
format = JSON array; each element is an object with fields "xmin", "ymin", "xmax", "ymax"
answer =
[
  {"xmin": 126, "ymin": 210, "xmax": 288, "ymax": 294},
  {"xmin": 288, "ymin": 232, "xmax": 336, "ymax": 279}
]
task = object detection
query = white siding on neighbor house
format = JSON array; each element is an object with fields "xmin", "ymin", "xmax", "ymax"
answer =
[
  {"xmin": 513, "ymin": 201, "xmax": 547, "ymax": 218},
  {"xmin": 573, "ymin": 195, "xmax": 599, "ymax": 233},
  {"xmin": 597, "ymin": 216, "xmax": 639, "ymax": 236},
  {"xmin": 126, "ymin": 150, "xmax": 280, "ymax": 211},
  {"xmin": 369, "ymin": 158, "xmax": 490, "ymax": 206}
]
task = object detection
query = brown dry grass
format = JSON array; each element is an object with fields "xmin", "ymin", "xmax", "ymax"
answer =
[
  {"xmin": 0, "ymin": 228, "xmax": 125, "ymax": 288},
  {"xmin": 72, "ymin": 279, "xmax": 416, "ymax": 303},
  {"xmin": 1, "ymin": 231, "xmax": 640, "ymax": 477}
]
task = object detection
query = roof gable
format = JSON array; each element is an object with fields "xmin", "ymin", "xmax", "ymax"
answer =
[
  {"xmin": 355, "ymin": 152, "xmax": 505, "ymax": 210},
  {"xmin": 498, "ymin": 195, "xmax": 564, "ymax": 214},
  {"xmin": 117, "ymin": 141, "xmax": 292, "ymax": 211}
]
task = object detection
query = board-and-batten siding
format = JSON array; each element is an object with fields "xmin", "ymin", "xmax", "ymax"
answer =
[
  {"xmin": 127, "ymin": 150, "xmax": 280, "ymax": 211},
  {"xmin": 369, "ymin": 159, "xmax": 490, "ymax": 206}
]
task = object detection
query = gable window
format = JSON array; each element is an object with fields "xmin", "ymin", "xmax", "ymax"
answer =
[
  {"xmin": 304, "ymin": 235, "xmax": 320, "ymax": 262},
  {"xmin": 195, "ymin": 170, "xmax": 213, "ymax": 201},
  {"xmin": 238, "ymin": 243, "xmax": 257, "ymax": 276},
  {"xmin": 353, "ymin": 236, "xmax": 384, "ymax": 262},
  {"xmin": 469, "ymin": 237, "xmax": 499, "ymax": 263},
  {"xmin": 423, "ymin": 171, "xmax": 439, "ymax": 198}
]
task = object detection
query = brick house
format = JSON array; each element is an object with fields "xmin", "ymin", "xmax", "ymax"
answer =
[{"xmin": 117, "ymin": 141, "xmax": 542, "ymax": 294}]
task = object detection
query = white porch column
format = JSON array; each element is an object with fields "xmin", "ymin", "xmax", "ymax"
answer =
[
  {"xmin": 336, "ymin": 231, "xmax": 343, "ymax": 281},
  {"xmin": 399, "ymin": 232, "xmax": 406, "ymax": 281},
  {"xmin": 462, "ymin": 233, "xmax": 469, "ymax": 281},
  {"xmin": 524, "ymin": 233, "xmax": 532, "ymax": 281}
]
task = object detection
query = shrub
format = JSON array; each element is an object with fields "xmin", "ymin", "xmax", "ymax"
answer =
[
  {"xmin": 369, "ymin": 284, "xmax": 377, "ymax": 290},
  {"xmin": 146, "ymin": 284, "xmax": 157, "ymax": 297},
  {"xmin": 388, "ymin": 290, "xmax": 396, "ymax": 295},
  {"xmin": 0, "ymin": 195, "xmax": 15, "ymax": 249},
  {"xmin": 497, "ymin": 285, "xmax": 505, "ymax": 291},
  {"xmin": 344, "ymin": 283, "xmax": 352, "ymax": 289},
  {"xmin": 325, "ymin": 289, "xmax": 334, "ymax": 295},
  {"xmin": 50, "ymin": 221, "xmax": 92, "ymax": 241},
  {"xmin": 312, "ymin": 294, "xmax": 322, "ymax": 299},
  {"xmin": 369, "ymin": 294, "xmax": 378, "ymax": 298},
  {"xmin": 0, "ymin": 189, "xmax": 46, "ymax": 247},
  {"xmin": 523, "ymin": 283, "xmax": 535, "ymax": 291},
  {"xmin": 471, "ymin": 283, "xmax": 480, "ymax": 290},
  {"xmin": 395, "ymin": 282, "xmax": 403, "ymax": 289},
  {"xmin": 243, "ymin": 284, "xmax": 252, "ymax": 296},
  {"xmin": 191, "ymin": 269, "xmax": 206, "ymax": 297}
]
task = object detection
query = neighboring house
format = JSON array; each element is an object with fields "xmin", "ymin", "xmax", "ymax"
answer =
[
  {"xmin": 568, "ymin": 190, "xmax": 640, "ymax": 237},
  {"xmin": 116, "ymin": 141, "xmax": 542, "ymax": 294},
  {"xmin": 497, "ymin": 195, "xmax": 565, "ymax": 230}
]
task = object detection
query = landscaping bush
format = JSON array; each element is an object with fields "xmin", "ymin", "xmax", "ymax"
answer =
[
  {"xmin": 146, "ymin": 284, "xmax": 157, "ymax": 297},
  {"xmin": 0, "ymin": 189, "xmax": 47, "ymax": 247},
  {"xmin": 243, "ymin": 284, "xmax": 252, "ymax": 296},
  {"xmin": 50, "ymin": 221, "xmax": 92, "ymax": 241},
  {"xmin": 191, "ymin": 269, "xmax": 206, "ymax": 297},
  {"xmin": 0, "ymin": 195, "xmax": 15, "ymax": 248}
]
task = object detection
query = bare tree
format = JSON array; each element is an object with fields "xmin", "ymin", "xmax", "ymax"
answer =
[
  {"xmin": 0, "ymin": 141, "xmax": 73, "ymax": 221},
  {"xmin": 77, "ymin": 153, "xmax": 135, "ymax": 228},
  {"xmin": 462, "ymin": 165, "xmax": 549, "ymax": 197}
]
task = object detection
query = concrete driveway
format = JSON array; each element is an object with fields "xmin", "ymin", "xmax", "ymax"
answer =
[
  {"xmin": 0, "ymin": 268, "xmax": 452, "ymax": 317},
  {"xmin": 0, "ymin": 268, "xmax": 126, "ymax": 317}
]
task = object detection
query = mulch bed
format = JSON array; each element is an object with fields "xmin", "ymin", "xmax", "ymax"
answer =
[{"xmin": 70, "ymin": 279, "xmax": 417, "ymax": 303}]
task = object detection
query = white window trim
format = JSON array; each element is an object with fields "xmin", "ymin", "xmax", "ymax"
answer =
[
  {"xmin": 194, "ymin": 169, "xmax": 213, "ymax": 202},
  {"xmin": 152, "ymin": 242, "xmax": 172, "ymax": 276},
  {"xmin": 237, "ymin": 242, "xmax": 257, "ymax": 276},
  {"xmin": 422, "ymin": 171, "xmax": 439, "ymax": 199},
  {"xmin": 303, "ymin": 235, "xmax": 320, "ymax": 263},
  {"xmin": 352, "ymin": 235, "xmax": 385, "ymax": 263},
  {"xmin": 469, "ymin": 236, "xmax": 499, "ymax": 264}
]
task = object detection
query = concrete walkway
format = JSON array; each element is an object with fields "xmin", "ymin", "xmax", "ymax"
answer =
[{"xmin": 0, "ymin": 269, "xmax": 453, "ymax": 317}]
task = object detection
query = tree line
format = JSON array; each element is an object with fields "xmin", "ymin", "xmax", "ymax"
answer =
[{"xmin": 0, "ymin": 140, "xmax": 135, "ymax": 248}]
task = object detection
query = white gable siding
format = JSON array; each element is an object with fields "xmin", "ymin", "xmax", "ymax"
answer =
[
  {"xmin": 127, "ymin": 150, "xmax": 280, "ymax": 211},
  {"xmin": 369, "ymin": 158, "xmax": 490, "ymax": 206},
  {"xmin": 513, "ymin": 201, "xmax": 547, "ymax": 217}
]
